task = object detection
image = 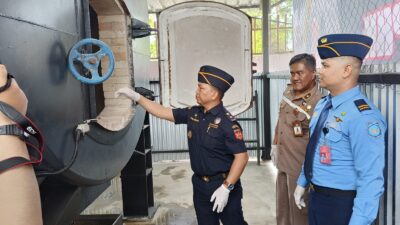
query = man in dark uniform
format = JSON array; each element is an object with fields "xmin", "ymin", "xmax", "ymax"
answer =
[{"xmin": 116, "ymin": 65, "xmax": 249, "ymax": 225}]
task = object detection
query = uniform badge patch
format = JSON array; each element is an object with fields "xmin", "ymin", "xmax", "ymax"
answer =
[
  {"xmin": 234, "ymin": 129, "xmax": 243, "ymax": 140},
  {"xmin": 354, "ymin": 99, "xmax": 371, "ymax": 112},
  {"xmin": 190, "ymin": 117, "xmax": 199, "ymax": 122},
  {"xmin": 368, "ymin": 123, "xmax": 381, "ymax": 137},
  {"xmin": 334, "ymin": 116, "xmax": 342, "ymax": 122},
  {"xmin": 232, "ymin": 124, "xmax": 240, "ymax": 129},
  {"xmin": 188, "ymin": 130, "xmax": 192, "ymax": 139},
  {"xmin": 214, "ymin": 117, "xmax": 221, "ymax": 124}
]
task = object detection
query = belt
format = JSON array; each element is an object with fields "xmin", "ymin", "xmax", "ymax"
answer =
[
  {"xmin": 310, "ymin": 183, "xmax": 356, "ymax": 198},
  {"xmin": 196, "ymin": 172, "xmax": 228, "ymax": 183}
]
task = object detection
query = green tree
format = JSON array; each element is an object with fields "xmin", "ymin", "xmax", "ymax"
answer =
[{"xmin": 149, "ymin": 14, "xmax": 158, "ymax": 59}]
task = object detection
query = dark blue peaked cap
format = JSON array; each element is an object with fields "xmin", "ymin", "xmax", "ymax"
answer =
[
  {"xmin": 198, "ymin": 65, "xmax": 234, "ymax": 93},
  {"xmin": 317, "ymin": 34, "xmax": 373, "ymax": 60}
]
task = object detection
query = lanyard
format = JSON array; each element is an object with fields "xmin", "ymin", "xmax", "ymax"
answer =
[{"xmin": 282, "ymin": 95, "xmax": 311, "ymax": 120}]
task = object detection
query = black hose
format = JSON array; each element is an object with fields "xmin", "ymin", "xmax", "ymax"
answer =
[{"xmin": 36, "ymin": 129, "xmax": 82, "ymax": 177}]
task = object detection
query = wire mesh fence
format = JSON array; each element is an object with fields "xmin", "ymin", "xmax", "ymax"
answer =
[{"xmin": 293, "ymin": 0, "xmax": 400, "ymax": 73}]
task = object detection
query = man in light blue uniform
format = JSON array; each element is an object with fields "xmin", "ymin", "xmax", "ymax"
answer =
[{"xmin": 294, "ymin": 34, "xmax": 386, "ymax": 225}]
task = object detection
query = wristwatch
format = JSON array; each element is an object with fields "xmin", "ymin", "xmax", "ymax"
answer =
[{"xmin": 223, "ymin": 180, "xmax": 235, "ymax": 191}]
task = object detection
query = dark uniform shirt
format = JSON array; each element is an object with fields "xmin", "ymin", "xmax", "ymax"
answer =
[{"xmin": 172, "ymin": 103, "xmax": 247, "ymax": 176}]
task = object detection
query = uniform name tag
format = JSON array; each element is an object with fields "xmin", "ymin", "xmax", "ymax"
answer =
[
  {"xmin": 292, "ymin": 120, "xmax": 303, "ymax": 137},
  {"xmin": 319, "ymin": 145, "xmax": 331, "ymax": 164}
]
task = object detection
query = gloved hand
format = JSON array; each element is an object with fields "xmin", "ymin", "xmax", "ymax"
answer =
[
  {"xmin": 210, "ymin": 184, "xmax": 230, "ymax": 213},
  {"xmin": 270, "ymin": 145, "xmax": 278, "ymax": 167},
  {"xmin": 115, "ymin": 87, "xmax": 141, "ymax": 102},
  {"xmin": 294, "ymin": 185, "xmax": 306, "ymax": 210}
]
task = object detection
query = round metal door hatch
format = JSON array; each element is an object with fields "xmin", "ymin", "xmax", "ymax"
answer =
[{"xmin": 159, "ymin": 2, "xmax": 253, "ymax": 115}]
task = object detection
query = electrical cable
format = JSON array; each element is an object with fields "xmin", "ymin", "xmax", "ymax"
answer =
[{"xmin": 35, "ymin": 128, "xmax": 83, "ymax": 177}]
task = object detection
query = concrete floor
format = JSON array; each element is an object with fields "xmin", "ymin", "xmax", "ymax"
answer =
[
  {"xmin": 82, "ymin": 159, "xmax": 278, "ymax": 225},
  {"xmin": 152, "ymin": 160, "xmax": 277, "ymax": 225}
]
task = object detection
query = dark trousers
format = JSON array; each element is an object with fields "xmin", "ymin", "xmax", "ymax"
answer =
[
  {"xmin": 192, "ymin": 175, "xmax": 248, "ymax": 225},
  {"xmin": 309, "ymin": 189, "xmax": 354, "ymax": 225}
]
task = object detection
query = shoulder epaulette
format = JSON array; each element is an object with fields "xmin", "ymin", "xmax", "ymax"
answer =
[
  {"xmin": 189, "ymin": 105, "xmax": 201, "ymax": 110},
  {"xmin": 223, "ymin": 107, "xmax": 236, "ymax": 121},
  {"xmin": 354, "ymin": 99, "xmax": 371, "ymax": 112}
]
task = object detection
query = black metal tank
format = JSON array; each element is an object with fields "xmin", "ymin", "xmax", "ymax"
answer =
[{"xmin": 0, "ymin": 0, "xmax": 144, "ymax": 224}]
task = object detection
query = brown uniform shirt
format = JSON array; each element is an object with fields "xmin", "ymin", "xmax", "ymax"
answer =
[{"xmin": 274, "ymin": 84, "xmax": 323, "ymax": 177}]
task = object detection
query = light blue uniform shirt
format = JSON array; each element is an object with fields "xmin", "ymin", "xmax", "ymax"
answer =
[{"xmin": 298, "ymin": 86, "xmax": 386, "ymax": 225}]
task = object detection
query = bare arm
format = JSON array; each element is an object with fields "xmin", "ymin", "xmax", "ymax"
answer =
[
  {"xmin": 0, "ymin": 64, "xmax": 43, "ymax": 225},
  {"xmin": 225, "ymin": 152, "xmax": 249, "ymax": 185},
  {"xmin": 136, "ymin": 95, "xmax": 175, "ymax": 122}
]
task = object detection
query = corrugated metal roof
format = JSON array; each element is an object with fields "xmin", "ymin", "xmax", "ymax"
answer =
[{"xmin": 148, "ymin": 0, "xmax": 261, "ymax": 13}]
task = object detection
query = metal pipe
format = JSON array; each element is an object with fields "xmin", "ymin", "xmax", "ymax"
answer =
[{"xmin": 262, "ymin": 0, "xmax": 271, "ymax": 160}]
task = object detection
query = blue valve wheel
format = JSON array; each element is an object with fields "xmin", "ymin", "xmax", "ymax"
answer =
[{"xmin": 68, "ymin": 38, "xmax": 115, "ymax": 84}]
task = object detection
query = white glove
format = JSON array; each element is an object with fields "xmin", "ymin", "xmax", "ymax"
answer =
[
  {"xmin": 294, "ymin": 185, "xmax": 306, "ymax": 210},
  {"xmin": 270, "ymin": 145, "xmax": 278, "ymax": 167},
  {"xmin": 210, "ymin": 184, "xmax": 230, "ymax": 213},
  {"xmin": 115, "ymin": 87, "xmax": 141, "ymax": 102}
]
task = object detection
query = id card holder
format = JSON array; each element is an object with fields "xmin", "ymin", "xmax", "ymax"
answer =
[
  {"xmin": 319, "ymin": 127, "xmax": 331, "ymax": 164},
  {"xmin": 319, "ymin": 145, "xmax": 331, "ymax": 164},
  {"xmin": 292, "ymin": 120, "xmax": 303, "ymax": 137}
]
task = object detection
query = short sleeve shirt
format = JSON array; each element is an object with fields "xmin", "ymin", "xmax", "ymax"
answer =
[{"xmin": 173, "ymin": 103, "xmax": 247, "ymax": 176}]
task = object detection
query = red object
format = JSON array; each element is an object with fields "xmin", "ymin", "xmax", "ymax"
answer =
[
  {"xmin": 234, "ymin": 129, "xmax": 243, "ymax": 140},
  {"xmin": 319, "ymin": 145, "xmax": 331, "ymax": 164}
]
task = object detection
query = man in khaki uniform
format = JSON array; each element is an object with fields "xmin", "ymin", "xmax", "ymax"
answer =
[{"xmin": 271, "ymin": 54, "xmax": 323, "ymax": 225}]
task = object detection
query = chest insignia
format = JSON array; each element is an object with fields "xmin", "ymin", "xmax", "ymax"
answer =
[
  {"xmin": 208, "ymin": 123, "xmax": 219, "ymax": 129},
  {"xmin": 190, "ymin": 117, "xmax": 199, "ymax": 122},
  {"xmin": 214, "ymin": 117, "xmax": 221, "ymax": 124},
  {"xmin": 334, "ymin": 116, "xmax": 342, "ymax": 122}
]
